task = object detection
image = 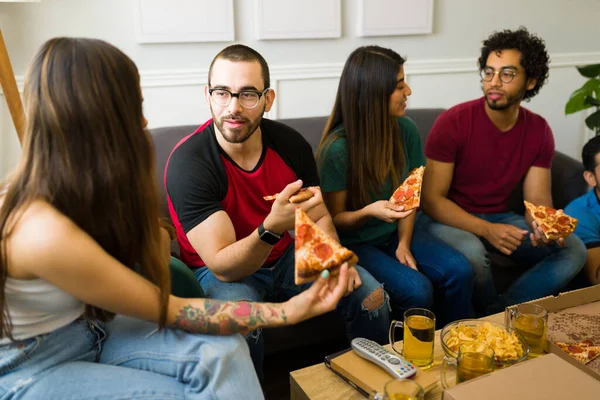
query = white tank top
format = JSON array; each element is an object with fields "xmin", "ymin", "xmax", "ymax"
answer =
[{"xmin": 0, "ymin": 277, "xmax": 85, "ymax": 344}]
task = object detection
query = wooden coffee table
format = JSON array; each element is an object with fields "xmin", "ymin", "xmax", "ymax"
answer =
[{"xmin": 289, "ymin": 313, "xmax": 505, "ymax": 399}]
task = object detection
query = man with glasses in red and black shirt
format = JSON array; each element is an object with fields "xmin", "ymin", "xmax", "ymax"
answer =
[
  {"xmin": 421, "ymin": 27, "xmax": 586, "ymax": 316},
  {"xmin": 164, "ymin": 44, "xmax": 390, "ymax": 380}
]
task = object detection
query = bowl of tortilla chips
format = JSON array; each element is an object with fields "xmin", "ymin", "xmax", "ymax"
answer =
[{"xmin": 441, "ymin": 319, "xmax": 529, "ymax": 368}]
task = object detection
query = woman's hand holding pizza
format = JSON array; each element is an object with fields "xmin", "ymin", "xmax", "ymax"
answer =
[
  {"xmin": 366, "ymin": 200, "xmax": 414, "ymax": 223},
  {"xmin": 283, "ymin": 263, "xmax": 350, "ymax": 324}
]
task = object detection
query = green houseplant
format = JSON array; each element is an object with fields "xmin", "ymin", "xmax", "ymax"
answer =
[{"xmin": 565, "ymin": 64, "xmax": 600, "ymax": 136}]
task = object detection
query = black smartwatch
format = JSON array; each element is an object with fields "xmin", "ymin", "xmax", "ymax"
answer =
[{"xmin": 258, "ymin": 221, "xmax": 283, "ymax": 245}]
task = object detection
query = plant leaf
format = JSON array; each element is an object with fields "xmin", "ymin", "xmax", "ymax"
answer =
[
  {"xmin": 585, "ymin": 96, "xmax": 600, "ymax": 106},
  {"xmin": 585, "ymin": 109, "xmax": 600, "ymax": 131},
  {"xmin": 577, "ymin": 64, "xmax": 600, "ymax": 78},
  {"xmin": 582, "ymin": 78, "xmax": 600, "ymax": 91},
  {"xmin": 566, "ymin": 89, "xmax": 593, "ymax": 114}
]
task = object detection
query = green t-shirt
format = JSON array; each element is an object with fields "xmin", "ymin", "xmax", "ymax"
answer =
[{"xmin": 318, "ymin": 117, "xmax": 426, "ymax": 246}]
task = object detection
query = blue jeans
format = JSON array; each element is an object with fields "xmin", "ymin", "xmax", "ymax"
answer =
[
  {"xmin": 347, "ymin": 214, "xmax": 474, "ymax": 327},
  {"xmin": 423, "ymin": 212, "xmax": 586, "ymax": 315},
  {"xmin": 195, "ymin": 245, "xmax": 391, "ymax": 379},
  {"xmin": 0, "ymin": 317, "xmax": 262, "ymax": 399}
]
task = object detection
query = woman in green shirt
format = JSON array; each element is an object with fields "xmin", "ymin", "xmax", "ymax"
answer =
[{"xmin": 316, "ymin": 46, "xmax": 473, "ymax": 325}]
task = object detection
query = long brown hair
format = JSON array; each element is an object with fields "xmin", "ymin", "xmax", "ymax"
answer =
[
  {"xmin": 0, "ymin": 38, "xmax": 170, "ymax": 339},
  {"xmin": 316, "ymin": 46, "xmax": 406, "ymax": 211}
]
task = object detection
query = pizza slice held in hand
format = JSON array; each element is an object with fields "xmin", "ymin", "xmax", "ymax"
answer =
[
  {"xmin": 294, "ymin": 207, "xmax": 358, "ymax": 285},
  {"xmin": 523, "ymin": 200, "xmax": 578, "ymax": 240},
  {"xmin": 389, "ymin": 166, "xmax": 425, "ymax": 211},
  {"xmin": 264, "ymin": 187, "xmax": 317, "ymax": 203}
]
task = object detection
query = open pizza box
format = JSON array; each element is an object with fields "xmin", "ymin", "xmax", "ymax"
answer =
[
  {"xmin": 504, "ymin": 284, "xmax": 600, "ymax": 382},
  {"xmin": 443, "ymin": 353, "xmax": 600, "ymax": 400}
]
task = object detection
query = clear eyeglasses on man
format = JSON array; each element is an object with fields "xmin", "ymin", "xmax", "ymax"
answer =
[
  {"xmin": 209, "ymin": 87, "xmax": 269, "ymax": 108},
  {"xmin": 480, "ymin": 67, "xmax": 517, "ymax": 84}
]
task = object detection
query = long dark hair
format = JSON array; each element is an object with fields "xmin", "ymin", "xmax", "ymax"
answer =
[
  {"xmin": 0, "ymin": 38, "xmax": 170, "ymax": 339},
  {"xmin": 316, "ymin": 45, "xmax": 406, "ymax": 211}
]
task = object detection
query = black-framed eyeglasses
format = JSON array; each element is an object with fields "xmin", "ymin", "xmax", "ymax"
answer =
[
  {"xmin": 208, "ymin": 87, "xmax": 269, "ymax": 108},
  {"xmin": 480, "ymin": 67, "xmax": 517, "ymax": 84}
]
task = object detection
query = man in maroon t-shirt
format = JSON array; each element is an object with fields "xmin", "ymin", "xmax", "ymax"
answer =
[
  {"xmin": 165, "ymin": 44, "xmax": 389, "ymax": 379},
  {"xmin": 421, "ymin": 28, "xmax": 585, "ymax": 315}
]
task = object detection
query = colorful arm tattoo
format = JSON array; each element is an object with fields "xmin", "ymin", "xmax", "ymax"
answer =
[{"xmin": 171, "ymin": 300, "xmax": 288, "ymax": 335}]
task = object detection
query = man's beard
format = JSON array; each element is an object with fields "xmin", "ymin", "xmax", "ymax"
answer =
[
  {"xmin": 211, "ymin": 105, "xmax": 265, "ymax": 144},
  {"xmin": 484, "ymin": 84, "xmax": 527, "ymax": 111}
]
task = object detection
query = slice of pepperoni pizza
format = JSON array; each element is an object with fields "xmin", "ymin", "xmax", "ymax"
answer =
[
  {"xmin": 554, "ymin": 340, "xmax": 600, "ymax": 364},
  {"xmin": 264, "ymin": 187, "xmax": 317, "ymax": 203},
  {"xmin": 523, "ymin": 201, "xmax": 578, "ymax": 240},
  {"xmin": 389, "ymin": 166, "xmax": 425, "ymax": 211},
  {"xmin": 294, "ymin": 207, "xmax": 358, "ymax": 284}
]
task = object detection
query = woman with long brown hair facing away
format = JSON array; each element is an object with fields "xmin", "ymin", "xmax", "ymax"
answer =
[
  {"xmin": 0, "ymin": 37, "xmax": 348, "ymax": 399},
  {"xmin": 316, "ymin": 46, "xmax": 473, "ymax": 326}
]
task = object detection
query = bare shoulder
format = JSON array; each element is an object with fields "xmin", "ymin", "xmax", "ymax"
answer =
[{"xmin": 8, "ymin": 201, "xmax": 84, "ymax": 277}]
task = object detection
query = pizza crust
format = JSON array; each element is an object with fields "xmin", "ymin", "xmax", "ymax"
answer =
[{"xmin": 264, "ymin": 187, "xmax": 318, "ymax": 203}]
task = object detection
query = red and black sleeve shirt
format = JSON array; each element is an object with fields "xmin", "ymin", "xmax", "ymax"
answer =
[{"xmin": 165, "ymin": 119, "xmax": 319, "ymax": 268}]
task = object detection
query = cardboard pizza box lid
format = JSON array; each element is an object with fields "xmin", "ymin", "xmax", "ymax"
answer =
[
  {"xmin": 504, "ymin": 284, "xmax": 600, "ymax": 382},
  {"xmin": 329, "ymin": 347, "xmax": 439, "ymax": 396},
  {"xmin": 443, "ymin": 353, "xmax": 600, "ymax": 400}
]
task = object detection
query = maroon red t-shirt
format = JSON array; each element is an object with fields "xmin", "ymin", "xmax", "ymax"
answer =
[
  {"xmin": 424, "ymin": 97, "xmax": 555, "ymax": 214},
  {"xmin": 164, "ymin": 119, "xmax": 319, "ymax": 268}
]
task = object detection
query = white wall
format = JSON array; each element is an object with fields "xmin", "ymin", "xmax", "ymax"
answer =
[{"xmin": 1, "ymin": 0, "xmax": 599, "ymax": 178}]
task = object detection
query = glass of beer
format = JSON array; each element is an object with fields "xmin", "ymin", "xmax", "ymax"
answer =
[
  {"xmin": 389, "ymin": 308, "xmax": 435, "ymax": 369},
  {"xmin": 507, "ymin": 303, "xmax": 548, "ymax": 357},
  {"xmin": 441, "ymin": 341, "xmax": 495, "ymax": 388},
  {"xmin": 369, "ymin": 379, "xmax": 424, "ymax": 400}
]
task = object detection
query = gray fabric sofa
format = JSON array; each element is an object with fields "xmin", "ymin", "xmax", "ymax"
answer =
[{"xmin": 150, "ymin": 108, "xmax": 589, "ymax": 353}]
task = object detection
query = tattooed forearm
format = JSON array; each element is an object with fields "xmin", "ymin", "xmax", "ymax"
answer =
[{"xmin": 171, "ymin": 300, "xmax": 289, "ymax": 335}]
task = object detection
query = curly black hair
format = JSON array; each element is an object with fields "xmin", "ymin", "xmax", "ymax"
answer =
[{"xmin": 478, "ymin": 27, "xmax": 550, "ymax": 101}]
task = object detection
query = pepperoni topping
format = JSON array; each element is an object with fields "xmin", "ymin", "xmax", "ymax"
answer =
[
  {"xmin": 568, "ymin": 345, "xmax": 584, "ymax": 354},
  {"xmin": 393, "ymin": 190, "xmax": 406, "ymax": 201},
  {"xmin": 580, "ymin": 339, "xmax": 594, "ymax": 347},
  {"xmin": 546, "ymin": 208, "xmax": 557, "ymax": 215},
  {"xmin": 404, "ymin": 188, "xmax": 414, "ymax": 198},
  {"xmin": 534, "ymin": 211, "xmax": 546, "ymax": 219},
  {"xmin": 556, "ymin": 216, "xmax": 570, "ymax": 225},
  {"xmin": 297, "ymin": 224, "xmax": 315, "ymax": 244},
  {"xmin": 406, "ymin": 178, "xmax": 417, "ymax": 186},
  {"xmin": 589, "ymin": 350, "xmax": 597, "ymax": 359},
  {"xmin": 312, "ymin": 243, "xmax": 333, "ymax": 261}
]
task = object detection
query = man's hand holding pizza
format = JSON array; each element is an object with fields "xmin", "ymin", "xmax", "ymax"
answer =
[
  {"xmin": 528, "ymin": 220, "xmax": 565, "ymax": 248},
  {"xmin": 263, "ymin": 180, "xmax": 323, "ymax": 234}
]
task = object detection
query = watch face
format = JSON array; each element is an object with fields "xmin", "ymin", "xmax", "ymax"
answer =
[{"xmin": 259, "ymin": 227, "xmax": 281, "ymax": 245}]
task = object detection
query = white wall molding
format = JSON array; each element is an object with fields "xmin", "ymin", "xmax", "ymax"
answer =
[
  {"xmin": 357, "ymin": 0, "xmax": 433, "ymax": 37},
  {"xmin": 255, "ymin": 0, "xmax": 341, "ymax": 40},
  {"xmin": 133, "ymin": 0, "xmax": 234, "ymax": 44},
  {"xmin": 6, "ymin": 51, "xmax": 600, "ymax": 94}
]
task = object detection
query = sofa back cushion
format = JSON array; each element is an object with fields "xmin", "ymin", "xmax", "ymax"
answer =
[{"xmin": 150, "ymin": 110, "xmax": 587, "ymax": 221}]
